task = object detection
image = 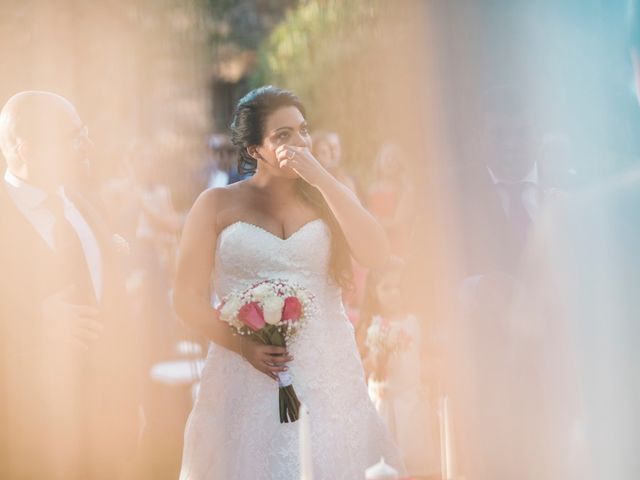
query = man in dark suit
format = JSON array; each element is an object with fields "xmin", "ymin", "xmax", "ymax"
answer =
[
  {"xmin": 456, "ymin": 85, "xmax": 551, "ymax": 278},
  {"xmin": 450, "ymin": 86, "xmax": 563, "ymax": 479},
  {"xmin": 0, "ymin": 91, "xmax": 142, "ymax": 479}
]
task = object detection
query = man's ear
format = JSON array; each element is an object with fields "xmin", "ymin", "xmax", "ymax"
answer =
[
  {"xmin": 16, "ymin": 140, "xmax": 27, "ymax": 158},
  {"xmin": 15, "ymin": 141, "xmax": 30, "ymax": 167},
  {"xmin": 7, "ymin": 141, "xmax": 29, "ymax": 177}
]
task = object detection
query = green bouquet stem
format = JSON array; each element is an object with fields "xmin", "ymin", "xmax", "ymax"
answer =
[
  {"xmin": 253, "ymin": 324, "xmax": 301, "ymax": 423},
  {"xmin": 280, "ymin": 384, "xmax": 301, "ymax": 423}
]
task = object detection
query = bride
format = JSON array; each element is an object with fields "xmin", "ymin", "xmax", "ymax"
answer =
[{"xmin": 174, "ymin": 86, "xmax": 406, "ymax": 479}]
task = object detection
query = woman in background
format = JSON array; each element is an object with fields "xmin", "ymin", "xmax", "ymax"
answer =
[
  {"xmin": 311, "ymin": 130, "xmax": 357, "ymax": 193},
  {"xmin": 174, "ymin": 86, "xmax": 405, "ymax": 479},
  {"xmin": 366, "ymin": 143, "xmax": 416, "ymax": 257},
  {"xmin": 360, "ymin": 258, "xmax": 439, "ymax": 479}
]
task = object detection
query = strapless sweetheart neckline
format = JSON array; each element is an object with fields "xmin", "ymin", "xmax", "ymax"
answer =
[{"xmin": 218, "ymin": 218, "xmax": 324, "ymax": 242}]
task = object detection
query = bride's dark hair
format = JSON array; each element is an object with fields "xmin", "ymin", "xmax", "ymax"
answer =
[{"xmin": 230, "ymin": 85, "xmax": 353, "ymax": 290}]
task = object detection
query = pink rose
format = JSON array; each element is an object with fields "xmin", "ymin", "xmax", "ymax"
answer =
[
  {"xmin": 238, "ymin": 302, "xmax": 266, "ymax": 331},
  {"xmin": 282, "ymin": 297, "xmax": 302, "ymax": 323}
]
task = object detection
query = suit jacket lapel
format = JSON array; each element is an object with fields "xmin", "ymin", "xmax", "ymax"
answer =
[
  {"xmin": 63, "ymin": 188, "xmax": 126, "ymax": 306},
  {"xmin": 0, "ymin": 182, "xmax": 71, "ymax": 301},
  {"xmin": 0, "ymin": 182, "xmax": 55, "ymax": 256}
]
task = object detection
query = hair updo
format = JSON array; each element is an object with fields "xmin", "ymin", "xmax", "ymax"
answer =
[
  {"xmin": 229, "ymin": 86, "xmax": 353, "ymax": 290},
  {"xmin": 230, "ymin": 85, "xmax": 305, "ymax": 175}
]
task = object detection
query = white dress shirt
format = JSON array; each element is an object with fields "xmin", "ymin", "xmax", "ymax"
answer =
[
  {"xmin": 4, "ymin": 170, "xmax": 103, "ymax": 300},
  {"xmin": 487, "ymin": 162, "xmax": 540, "ymax": 220}
]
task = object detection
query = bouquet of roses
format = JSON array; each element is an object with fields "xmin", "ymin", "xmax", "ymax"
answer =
[
  {"xmin": 217, "ymin": 279, "xmax": 315, "ymax": 423},
  {"xmin": 365, "ymin": 316, "xmax": 412, "ymax": 382}
]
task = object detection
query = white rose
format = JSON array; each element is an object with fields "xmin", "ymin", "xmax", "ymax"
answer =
[
  {"xmin": 251, "ymin": 283, "xmax": 274, "ymax": 301},
  {"xmin": 219, "ymin": 296, "xmax": 242, "ymax": 322},
  {"xmin": 262, "ymin": 296, "xmax": 285, "ymax": 325}
]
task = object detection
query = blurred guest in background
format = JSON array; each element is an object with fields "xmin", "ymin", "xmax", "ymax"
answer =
[
  {"xmin": 100, "ymin": 139, "xmax": 183, "ymax": 361},
  {"xmin": 100, "ymin": 141, "xmax": 145, "ymax": 242},
  {"xmin": 449, "ymin": 85, "xmax": 567, "ymax": 480},
  {"xmin": 101, "ymin": 138, "xmax": 187, "ymax": 426},
  {"xmin": 128, "ymin": 141, "xmax": 184, "ymax": 278},
  {"xmin": 366, "ymin": 143, "xmax": 416, "ymax": 258},
  {"xmin": 358, "ymin": 258, "xmax": 439, "ymax": 479},
  {"xmin": 205, "ymin": 133, "xmax": 243, "ymax": 188},
  {"xmin": 312, "ymin": 130, "xmax": 357, "ymax": 193},
  {"xmin": 455, "ymin": 85, "xmax": 566, "ymax": 278},
  {"xmin": 0, "ymin": 91, "xmax": 142, "ymax": 479}
]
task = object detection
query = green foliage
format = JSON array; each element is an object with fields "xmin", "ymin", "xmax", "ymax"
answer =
[
  {"xmin": 251, "ymin": 0, "xmax": 419, "ymax": 181},
  {"xmin": 251, "ymin": 0, "xmax": 382, "ymax": 180},
  {"xmin": 199, "ymin": 0, "xmax": 298, "ymax": 50}
]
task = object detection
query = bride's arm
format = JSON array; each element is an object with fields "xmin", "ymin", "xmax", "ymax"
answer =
[
  {"xmin": 173, "ymin": 189, "xmax": 241, "ymax": 353},
  {"xmin": 277, "ymin": 146, "xmax": 391, "ymax": 268},
  {"xmin": 316, "ymin": 174, "xmax": 391, "ymax": 267}
]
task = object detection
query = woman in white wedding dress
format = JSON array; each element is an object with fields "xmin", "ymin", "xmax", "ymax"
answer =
[{"xmin": 174, "ymin": 86, "xmax": 406, "ymax": 479}]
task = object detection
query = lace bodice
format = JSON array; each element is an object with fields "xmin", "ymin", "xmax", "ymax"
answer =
[{"xmin": 214, "ymin": 218, "xmax": 343, "ymax": 315}]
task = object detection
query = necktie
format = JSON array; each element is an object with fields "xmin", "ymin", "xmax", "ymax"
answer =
[{"xmin": 45, "ymin": 194, "xmax": 97, "ymax": 305}]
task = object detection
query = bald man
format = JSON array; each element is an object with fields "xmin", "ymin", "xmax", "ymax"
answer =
[{"xmin": 0, "ymin": 91, "xmax": 142, "ymax": 479}]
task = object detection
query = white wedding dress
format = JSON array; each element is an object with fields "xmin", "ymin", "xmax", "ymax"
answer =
[{"xmin": 179, "ymin": 219, "xmax": 406, "ymax": 479}]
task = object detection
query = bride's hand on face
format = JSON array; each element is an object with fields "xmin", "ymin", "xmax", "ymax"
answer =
[
  {"xmin": 241, "ymin": 337, "xmax": 294, "ymax": 381},
  {"xmin": 275, "ymin": 144, "xmax": 329, "ymax": 188}
]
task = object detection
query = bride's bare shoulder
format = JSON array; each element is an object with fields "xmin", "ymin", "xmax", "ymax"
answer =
[
  {"xmin": 194, "ymin": 180, "xmax": 251, "ymax": 208},
  {"xmin": 189, "ymin": 180, "xmax": 253, "ymax": 231}
]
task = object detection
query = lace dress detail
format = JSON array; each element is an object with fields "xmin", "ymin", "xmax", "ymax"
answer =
[{"xmin": 179, "ymin": 220, "xmax": 406, "ymax": 479}]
